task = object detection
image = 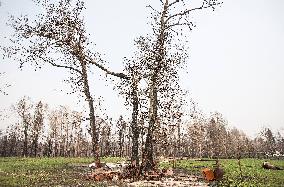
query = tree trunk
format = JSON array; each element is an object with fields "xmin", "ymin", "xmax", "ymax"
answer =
[
  {"xmin": 23, "ymin": 124, "xmax": 28, "ymax": 157},
  {"xmin": 177, "ymin": 122, "xmax": 181, "ymax": 157},
  {"xmin": 33, "ymin": 135, "xmax": 38, "ymax": 157},
  {"xmin": 119, "ymin": 131, "xmax": 124, "ymax": 157},
  {"xmin": 81, "ymin": 62, "xmax": 99, "ymax": 160},
  {"xmin": 142, "ymin": 0, "xmax": 168, "ymax": 171},
  {"xmin": 131, "ymin": 79, "xmax": 140, "ymax": 165},
  {"xmin": 143, "ymin": 73, "xmax": 158, "ymax": 171}
]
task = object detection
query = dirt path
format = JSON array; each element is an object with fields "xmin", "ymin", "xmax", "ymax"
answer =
[{"xmin": 126, "ymin": 177, "xmax": 209, "ymax": 187}]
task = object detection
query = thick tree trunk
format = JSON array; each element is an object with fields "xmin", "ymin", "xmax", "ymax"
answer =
[
  {"xmin": 142, "ymin": 0, "xmax": 168, "ymax": 171},
  {"xmin": 131, "ymin": 79, "xmax": 139, "ymax": 165},
  {"xmin": 143, "ymin": 74, "xmax": 158, "ymax": 171},
  {"xmin": 81, "ymin": 62, "xmax": 99, "ymax": 160}
]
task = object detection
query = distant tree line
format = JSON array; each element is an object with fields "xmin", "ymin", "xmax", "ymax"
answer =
[{"xmin": 0, "ymin": 96, "xmax": 283, "ymax": 159}]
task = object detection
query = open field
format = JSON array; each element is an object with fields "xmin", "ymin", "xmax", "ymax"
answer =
[
  {"xmin": 0, "ymin": 157, "xmax": 284, "ymax": 186},
  {"xmin": 160, "ymin": 158, "xmax": 284, "ymax": 187},
  {"xmin": 0, "ymin": 157, "xmax": 125, "ymax": 187}
]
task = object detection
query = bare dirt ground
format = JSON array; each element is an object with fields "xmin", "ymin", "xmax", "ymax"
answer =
[
  {"xmin": 71, "ymin": 163, "xmax": 209, "ymax": 187},
  {"xmin": 126, "ymin": 177, "xmax": 208, "ymax": 187}
]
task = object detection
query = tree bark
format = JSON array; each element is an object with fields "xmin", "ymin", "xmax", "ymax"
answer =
[
  {"xmin": 131, "ymin": 79, "xmax": 139, "ymax": 165},
  {"xmin": 143, "ymin": 73, "xmax": 158, "ymax": 171},
  {"xmin": 142, "ymin": 0, "xmax": 168, "ymax": 171},
  {"xmin": 22, "ymin": 113, "xmax": 29, "ymax": 157},
  {"xmin": 81, "ymin": 61, "xmax": 99, "ymax": 160},
  {"xmin": 33, "ymin": 135, "xmax": 38, "ymax": 157},
  {"xmin": 23, "ymin": 124, "xmax": 28, "ymax": 157}
]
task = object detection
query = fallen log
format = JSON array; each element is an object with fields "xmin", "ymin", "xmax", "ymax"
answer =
[
  {"xmin": 262, "ymin": 161, "xmax": 283, "ymax": 170},
  {"xmin": 202, "ymin": 168, "xmax": 215, "ymax": 181},
  {"xmin": 202, "ymin": 160, "xmax": 224, "ymax": 181}
]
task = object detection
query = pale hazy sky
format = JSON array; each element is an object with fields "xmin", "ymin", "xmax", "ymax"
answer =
[{"xmin": 0, "ymin": 0, "xmax": 283, "ymax": 137}]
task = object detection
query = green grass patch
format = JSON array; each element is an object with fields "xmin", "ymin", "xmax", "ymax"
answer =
[
  {"xmin": 0, "ymin": 157, "xmax": 283, "ymax": 186},
  {"xmin": 219, "ymin": 159, "xmax": 284, "ymax": 187},
  {"xmin": 160, "ymin": 158, "xmax": 284, "ymax": 187},
  {"xmin": 0, "ymin": 157, "xmax": 124, "ymax": 187}
]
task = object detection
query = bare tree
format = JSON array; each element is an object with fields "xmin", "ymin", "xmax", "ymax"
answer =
[
  {"xmin": 31, "ymin": 101, "xmax": 47, "ymax": 157},
  {"xmin": 137, "ymin": 0, "xmax": 221, "ymax": 171},
  {"xmin": 14, "ymin": 96, "xmax": 33, "ymax": 156},
  {"xmin": 261, "ymin": 127, "xmax": 277, "ymax": 156},
  {"xmin": 117, "ymin": 52, "xmax": 148, "ymax": 164},
  {"xmin": 116, "ymin": 116, "xmax": 127, "ymax": 157},
  {"xmin": 187, "ymin": 100, "xmax": 207, "ymax": 158},
  {"xmin": 3, "ymin": 0, "xmax": 129, "ymax": 159},
  {"xmin": 2, "ymin": 124, "xmax": 22, "ymax": 156},
  {"xmin": 46, "ymin": 106, "xmax": 88, "ymax": 157},
  {"xmin": 275, "ymin": 131, "xmax": 284, "ymax": 155},
  {"xmin": 69, "ymin": 110, "xmax": 83, "ymax": 157},
  {"xmin": 47, "ymin": 109, "xmax": 60, "ymax": 157},
  {"xmin": 226, "ymin": 128, "xmax": 249, "ymax": 158},
  {"xmin": 99, "ymin": 120, "xmax": 111, "ymax": 157},
  {"xmin": 205, "ymin": 112, "xmax": 227, "ymax": 158},
  {"xmin": 188, "ymin": 120, "xmax": 206, "ymax": 158}
]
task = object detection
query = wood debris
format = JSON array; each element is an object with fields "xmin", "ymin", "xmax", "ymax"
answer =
[
  {"xmin": 86, "ymin": 161, "xmax": 209, "ymax": 186},
  {"xmin": 262, "ymin": 161, "xmax": 283, "ymax": 170},
  {"xmin": 202, "ymin": 160, "xmax": 224, "ymax": 182},
  {"xmin": 202, "ymin": 168, "xmax": 215, "ymax": 181}
]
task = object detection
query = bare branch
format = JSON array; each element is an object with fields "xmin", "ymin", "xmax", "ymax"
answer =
[
  {"xmin": 166, "ymin": 17, "xmax": 195, "ymax": 30},
  {"xmin": 87, "ymin": 58, "xmax": 130, "ymax": 80},
  {"xmin": 168, "ymin": 0, "xmax": 180, "ymax": 7},
  {"xmin": 38, "ymin": 56, "xmax": 83, "ymax": 75},
  {"xmin": 165, "ymin": 0, "xmax": 222, "ymax": 24},
  {"xmin": 146, "ymin": 5, "xmax": 160, "ymax": 14}
]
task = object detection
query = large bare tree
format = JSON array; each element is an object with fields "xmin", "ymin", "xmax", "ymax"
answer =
[
  {"xmin": 137, "ymin": 0, "xmax": 222, "ymax": 171},
  {"xmin": 3, "ymin": 0, "xmax": 128, "ymax": 159}
]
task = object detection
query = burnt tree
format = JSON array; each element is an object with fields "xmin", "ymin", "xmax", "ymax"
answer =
[
  {"xmin": 141, "ymin": 0, "xmax": 222, "ymax": 171},
  {"xmin": 14, "ymin": 96, "xmax": 33, "ymax": 156},
  {"xmin": 4, "ymin": 0, "xmax": 127, "ymax": 160}
]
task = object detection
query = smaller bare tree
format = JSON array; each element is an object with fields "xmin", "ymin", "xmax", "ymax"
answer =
[
  {"xmin": 31, "ymin": 101, "xmax": 47, "ymax": 157},
  {"xmin": 13, "ymin": 96, "xmax": 33, "ymax": 156}
]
